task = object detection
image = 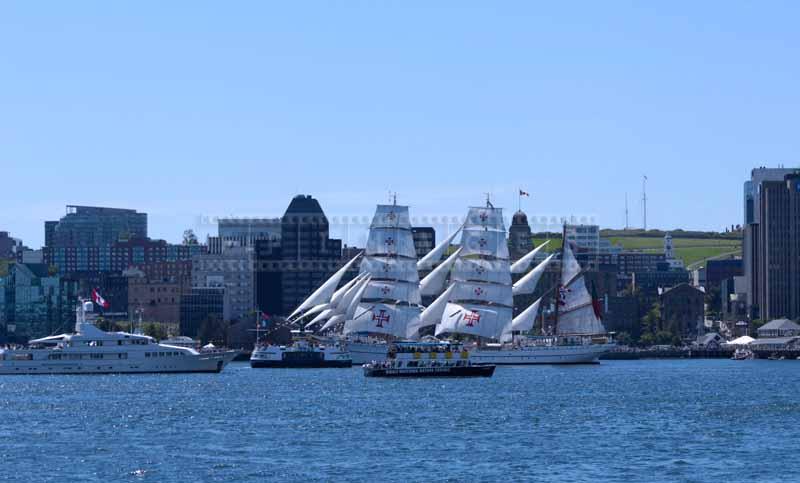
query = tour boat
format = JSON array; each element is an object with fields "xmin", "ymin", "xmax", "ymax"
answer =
[
  {"xmin": 0, "ymin": 301, "xmax": 234, "ymax": 375},
  {"xmin": 362, "ymin": 341, "xmax": 495, "ymax": 378}
]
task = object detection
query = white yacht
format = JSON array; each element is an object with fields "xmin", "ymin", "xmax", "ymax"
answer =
[{"xmin": 0, "ymin": 301, "xmax": 234, "ymax": 375}]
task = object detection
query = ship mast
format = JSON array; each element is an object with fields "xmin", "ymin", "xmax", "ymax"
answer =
[{"xmin": 552, "ymin": 222, "xmax": 567, "ymax": 336}]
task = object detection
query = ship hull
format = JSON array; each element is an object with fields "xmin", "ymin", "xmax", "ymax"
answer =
[
  {"xmin": 0, "ymin": 354, "xmax": 228, "ymax": 375},
  {"xmin": 363, "ymin": 364, "xmax": 495, "ymax": 378},
  {"xmin": 469, "ymin": 343, "xmax": 613, "ymax": 365}
]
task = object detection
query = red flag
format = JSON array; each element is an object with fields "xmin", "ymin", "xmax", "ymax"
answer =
[
  {"xmin": 519, "ymin": 189, "xmax": 530, "ymax": 197},
  {"xmin": 591, "ymin": 282, "xmax": 603, "ymax": 320},
  {"xmin": 91, "ymin": 288, "xmax": 110, "ymax": 309}
]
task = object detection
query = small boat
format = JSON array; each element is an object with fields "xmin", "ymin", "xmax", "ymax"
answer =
[
  {"xmin": 767, "ymin": 353, "xmax": 786, "ymax": 361},
  {"xmin": 731, "ymin": 348, "xmax": 754, "ymax": 360},
  {"xmin": 362, "ymin": 341, "xmax": 495, "ymax": 378},
  {"xmin": 250, "ymin": 330, "xmax": 352, "ymax": 368}
]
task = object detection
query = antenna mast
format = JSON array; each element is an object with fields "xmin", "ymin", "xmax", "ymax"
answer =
[
  {"xmin": 625, "ymin": 193, "xmax": 629, "ymax": 230},
  {"xmin": 642, "ymin": 175, "xmax": 648, "ymax": 230}
]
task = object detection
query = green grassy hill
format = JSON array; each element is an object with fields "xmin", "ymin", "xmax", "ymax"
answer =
[{"xmin": 532, "ymin": 233, "xmax": 741, "ymax": 269}]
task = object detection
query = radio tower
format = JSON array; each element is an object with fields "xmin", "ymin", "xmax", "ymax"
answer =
[
  {"xmin": 642, "ymin": 175, "xmax": 648, "ymax": 230},
  {"xmin": 625, "ymin": 193, "xmax": 629, "ymax": 230}
]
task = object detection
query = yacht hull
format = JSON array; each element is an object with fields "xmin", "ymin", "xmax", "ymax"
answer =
[{"xmin": 0, "ymin": 354, "xmax": 229, "ymax": 375}]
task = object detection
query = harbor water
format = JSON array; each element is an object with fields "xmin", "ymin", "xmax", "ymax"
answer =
[{"xmin": 2, "ymin": 359, "xmax": 799, "ymax": 482}]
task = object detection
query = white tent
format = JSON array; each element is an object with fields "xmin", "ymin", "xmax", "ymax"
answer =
[{"xmin": 724, "ymin": 335, "xmax": 755, "ymax": 346}]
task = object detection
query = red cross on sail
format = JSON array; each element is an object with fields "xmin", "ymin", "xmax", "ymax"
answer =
[
  {"xmin": 474, "ymin": 287, "xmax": 484, "ymax": 297},
  {"xmin": 380, "ymin": 285, "xmax": 391, "ymax": 295},
  {"xmin": 463, "ymin": 311, "xmax": 481, "ymax": 327},
  {"xmin": 478, "ymin": 238, "xmax": 488, "ymax": 248},
  {"xmin": 479, "ymin": 211, "xmax": 489, "ymax": 222},
  {"xmin": 384, "ymin": 237, "xmax": 395, "ymax": 246},
  {"xmin": 372, "ymin": 309, "xmax": 391, "ymax": 328}
]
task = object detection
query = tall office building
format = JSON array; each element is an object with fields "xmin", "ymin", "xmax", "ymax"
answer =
[
  {"xmin": 743, "ymin": 167, "xmax": 800, "ymax": 319},
  {"xmin": 46, "ymin": 205, "xmax": 147, "ymax": 247},
  {"xmin": 255, "ymin": 195, "xmax": 344, "ymax": 316}
]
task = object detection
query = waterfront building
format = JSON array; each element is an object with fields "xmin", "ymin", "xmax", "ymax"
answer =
[
  {"xmin": 659, "ymin": 283, "xmax": 705, "ymax": 338},
  {"xmin": 0, "ymin": 263, "xmax": 79, "ymax": 342},
  {"xmin": 127, "ymin": 269, "xmax": 186, "ymax": 326},
  {"xmin": 743, "ymin": 167, "xmax": 800, "ymax": 319},
  {"xmin": 179, "ymin": 287, "xmax": 225, "ymax": 338},
  {"xmin": 602, "ymin": 295, "xmax": 641, "ymax": 339},
  {"xmin": 565, "ymin": 224, "xmax": 600, "ymax": 253},
  {"xmin": 411, "ymin": 227, "xmax": 436, "ymax": 259},
  {"xmin": 191, "ymin": 246, "xmax": 255, "ymax": 322},
  {"xmin": 45, "ymin": 205, "xmax": 147, "ymax": 247},
  {"xmin": 756, "ymin": 319, "xmax": 800, "ymax": 338}
]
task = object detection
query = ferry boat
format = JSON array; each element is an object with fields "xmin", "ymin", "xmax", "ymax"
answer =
[
  {"xmin": 362, "ymin": 341, "xmax": 495, "ymax": 378},
  {"xmin": 250, "ymin": 330, "xmax": 352, "ymax": 368},
  {"xmin": 0, "ymin": 301, "xmax": 234, "ymax": 375}
]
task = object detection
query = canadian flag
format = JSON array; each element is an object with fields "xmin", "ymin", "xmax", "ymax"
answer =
[{"xmin": 92, "ymin": 288, "xmax": 110, "ymax": 309}]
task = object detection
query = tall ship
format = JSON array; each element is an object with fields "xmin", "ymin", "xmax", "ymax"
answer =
[
  {"xmin": 421, "ymin": 200, "xmax": 614, "ymax": 364},
  {"xmin": 0, "ymin": 301, "xmax": 236, "ymax": 375},
  {"xmin": 290, "ymin": 199, "xmax": 460, "ymax": 364}
]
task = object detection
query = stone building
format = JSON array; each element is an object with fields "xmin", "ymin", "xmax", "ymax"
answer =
[{"xmin": 660, "ymin": 283, "xmax": 705, "ymax": 338}]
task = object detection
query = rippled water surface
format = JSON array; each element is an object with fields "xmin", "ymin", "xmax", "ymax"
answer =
[{"xmin": 2, "ymin": 360, "xmax": 800, "ymax": 482}]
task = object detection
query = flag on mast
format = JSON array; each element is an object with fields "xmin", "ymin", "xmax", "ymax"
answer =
[{"xmin": 91, "ymin": 288, "xmax": 110, "ymax": 309}]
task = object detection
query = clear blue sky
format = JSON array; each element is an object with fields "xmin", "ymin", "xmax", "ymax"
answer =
[{"xmin": 2, "ymin": 1, "xmax": 798, "ymax": 248}]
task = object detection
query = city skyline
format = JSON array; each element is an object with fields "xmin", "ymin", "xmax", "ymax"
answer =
[{"xmin": 3, "ymin": 2, "xmax": 800, "ymax": 246}]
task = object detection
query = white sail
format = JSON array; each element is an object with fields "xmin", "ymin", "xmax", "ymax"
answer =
[
  {"xmin": 452, "ymin": 258, "xmax": 512, "ymax": 285},
  {"xmin": 344, "ymin": 276, "xmax": 371, "ymax": 320},
  {"xmin": 330, "ymin": 273, "xmax": 366, "ymax": 308},
  {"xmin": 459, "ymin": 228, "xmax": 510, "ymax": 259},
  {"xmin": 294, "ymin": 303, "xmax": 329, "ymax": 321},
  {"xmin": 465, "ymin": 206, "xmax": 505, "ymax": 231},
  {"xmin": 305, "ymin": 308, "xmax": 334, "ymax": 329},
  {"xmin": 359, "ymin": 256, "xmax": 419, "ymax": 283},
  {"xmin": 450, "ymin": 281, "xmax": 513, "ymax": 307},
  {"xmin": 407, "ymin": 285, "xmax": 455, "ymax": 339},
  {"xmin": 370, "ymin": 204, "xmax": 412, "ymax": 229},
  {"xmin": 306, "ymin": 275, "xmax": 371, "ymax": 329},
  {"xmin": 512, "ymin": 253, "xmax": 555, "ymax": 296},
  {"xmin": 556, "ymin": 235, "xmax": 606, "ymax": 335},
  {"xmin": 419, "ymin": 247, "xmax": 462, "ymax": 296},
  {"xmin": 288, "ymin": 252, "xmax": 361, "ymax": 319},
  {"xmin": 500, "ymin": 298, "xmax": 541, "ymax": 343},
  {"xmin": 343, "ymin": 303, "xmax": 420, "ymax": 338},
  {"xmin": 417, "ymin": 227, "xmax": 462, "ymax": 271},
  {"xmin": 319, "ymin": 314, "xmax": 346, "ymax": 332},
  {"xmin": 362, "ymin": 280, "xmax": 421, "ymax": 305},
  {"xmin": 435, "ymin": 302, "xmax": 511, "ymax": 340},
  {"xmin": 561, "ymin": 240, "xmax": 582, "ymax": 285},
  {"xmin": 510, "ymin": 241, "xmax": 549, "ymax": 274},
  {"xmin": 366, "ymin": 227, "xmax": 417, "ymax": 259}
]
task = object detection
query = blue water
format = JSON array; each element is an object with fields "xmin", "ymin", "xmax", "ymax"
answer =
[{"xmin": 2, "ymin": 360, "xmax": 799, "ymax": 482}]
